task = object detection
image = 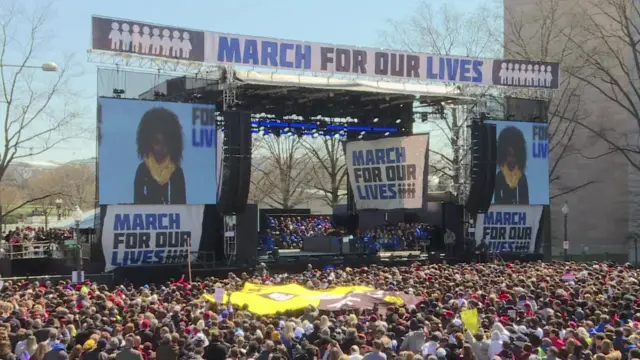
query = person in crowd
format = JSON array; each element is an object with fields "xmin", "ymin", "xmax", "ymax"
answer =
[{"xmin": 2, "ymin": 260, "xmax": 640, "ymax": 360}]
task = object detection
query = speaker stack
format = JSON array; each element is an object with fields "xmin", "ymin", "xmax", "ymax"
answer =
[
  {"xmin": 466, "ymin": 121, "xmax": 497, "ymax": 214},
  {"xmin": 218, "ymin": 111, "xmax": 252, "ymax": 214}
]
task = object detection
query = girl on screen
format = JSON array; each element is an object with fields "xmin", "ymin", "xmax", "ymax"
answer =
[
  {"xmin": 494, "ymin": 125, "xmax": 530, "ymax": 204},
  {"xmin": 134, "ymin": 107, "xmax": 187, "ymax": 204}
]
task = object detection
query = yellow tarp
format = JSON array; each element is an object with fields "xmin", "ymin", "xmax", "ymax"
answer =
[{"xmin": 228, "ymin": 283, "xmax": 371, "ymax": 315}]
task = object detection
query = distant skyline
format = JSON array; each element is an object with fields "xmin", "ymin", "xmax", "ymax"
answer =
[{"xmin": 12, "ymin": 0, "xmax": 492, "ymax": 162}]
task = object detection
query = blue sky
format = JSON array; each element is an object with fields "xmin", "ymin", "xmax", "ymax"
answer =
[{"xmin": 20, "ymin": 0, "xmax": 488, "ymax": 162}]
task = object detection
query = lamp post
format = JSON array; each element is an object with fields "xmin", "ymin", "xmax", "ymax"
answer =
[
  {"xmin": 1, "ymin": 62, "xmax": 59, "ymax": 72},
  {"xmin": 72, "ymin": 206, "xmax": 84, "ymax": 275},
  {"xmin": 55, "ymin": 198, "xmax": 62, "ymax": 220},
  {"xmin": 562, "ymin": 201, "xmax": 569, "ymax": 261}
]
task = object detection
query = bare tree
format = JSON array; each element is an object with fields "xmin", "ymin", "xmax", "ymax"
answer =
[
  {"xmin": 381, "ymin": 2, "xmax": 500, "ymax": 196},
  {"xmin": 548, "ymin": 0, "xmax": 640, "ymax": 172},
  {"xmin": 0, "ymin": 184, "xmax": 23, "ymax": 211},
  {"xmin": 383, "ymin": 0, "xmax": 594, "ymax": 199},
  {"xmin": 302, "ymin": 136, "xmax": 347, "ymax": 207},
  {"xmin": 251, "ymin": 135, "xmax": 313, "ymax": 209},
  {"xmin": 47, "ymin": 164, "xmax": 95, "ymax": 209},
  {"xmin": 25, "ymin": 168, "xmax": 65, "ymax": 228},
  {"xmin": 504, "ymin": 0, "xmax": 595, "ymax": 198},
  {"xmin": 0, "ymin": 3, "xmax": 85, "ymax": 223}
]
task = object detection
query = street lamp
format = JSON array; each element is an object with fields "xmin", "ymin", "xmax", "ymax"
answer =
[
  {"xmin": 0, "ymin": 62, "xmax": 59, "ymax": 72},
  {"xmin": 71, "ymin": 206, "xmax": 83, "ymax": 275},
  {"xmin": 562, "ymin": 201, "xmax": 569, "ymax": 261},
  {"xmin": 55, "ymin": 198, "xmax": 62, "ymax": 215}
]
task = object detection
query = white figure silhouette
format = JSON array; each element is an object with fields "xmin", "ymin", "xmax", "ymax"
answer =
[
  {"xmin": 171, "ymin": 30, "xmax": 182, "ymax": 57},
  {"xmin": 512, "ymin": 64, "xmax": 521, "ymax": 85},
  {"xmin": 120, "ymin": 23, "xmax": 132, "ymax": 51},
  {"xmin": 182, "ymin": 32, "xmax": 192, "ymax": 58},
  {"xmin": 109, "ymin": 22, "xmax": 121, "ymax": 50},
  {"xmin": 544, "ymin": 65, "xmax": 553, "ymax": 87},
  {"xmin": 499, "ymin": 63, "xmax": 507, "ymax": 84},
  {"xmin": 151, "ymin": 28, "xmax": 161, "ymax": 54},
  {"xmin": 533, "ymin": 65, "xmax": 541, "ymax": 86},
  {"xmin": 506, "ymin": 63, "xmax": 513, "ymax": 85},
  {"xmin": 526, "ymin": 64, "xmax": 534, "ymax": 86},
  {"xmin": 131, "ymin": 24, "xmax": 141, "ymax": 52},
  {"xmin": 520, "ymin": 64, "xmax": 528, "ymax": 86},
  {"xmin": 161, "ymin": 29, "xmax": 172, "ymax": 56}
]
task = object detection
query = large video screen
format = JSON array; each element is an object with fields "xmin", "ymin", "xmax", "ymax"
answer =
[
  {"xmin": 98, "ymin": 98, "xmax": 217, "ymax": 204},
  {"xmin": 486, "ymin": 120, "xmax": 549, "ymax": 205}
]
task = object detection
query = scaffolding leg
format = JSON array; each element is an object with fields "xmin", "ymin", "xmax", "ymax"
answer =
[{"xmin": 223, "ymin": 215, "xmax": 237, "ymax": 265}]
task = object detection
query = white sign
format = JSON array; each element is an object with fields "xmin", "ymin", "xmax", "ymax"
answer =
[
  {"xmin": 345, "ymin": 135, "xmax": 429, "ymax": 210},
  {"xmin": 563, "ymin": 241, "xmax": 569, "ymax": 249},
  {"xmin": 475, "ymin": 205, "xmax": 543, "ymax": 253},
  {"xmin": 101, "ymin": 205, "xmax": 205, "ymax": 272}
]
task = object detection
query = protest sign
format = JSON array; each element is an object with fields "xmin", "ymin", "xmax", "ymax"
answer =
[{"xmin": 101, "ymin": 204, "xmax": 204, "ymax": 271}]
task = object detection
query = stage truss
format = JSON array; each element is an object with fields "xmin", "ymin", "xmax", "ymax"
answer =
[
  {"xmin": 87, "ymin": 51, "xmax": 557, "ymax": 108},
  {"xmin": 89, "ymin": 50, "xmax": 557, "ymax": 250}
]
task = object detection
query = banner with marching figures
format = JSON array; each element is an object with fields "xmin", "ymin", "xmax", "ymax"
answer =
[
  {"xmin": 346, "ymin": 135, "xmax": 429, "ymax": 210},
  {"xmin": 101, "ymin": 205, "xmax": 204, "ymax": 271},
  {"xmin": 475, "ymin": 205, "xmax": 543, "ymax": 253}
]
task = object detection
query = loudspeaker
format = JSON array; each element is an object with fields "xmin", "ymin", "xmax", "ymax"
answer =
[
  {"xmin": 506, "ymin": 98, "xmax": 548, "ymax": 122},
  {"xmin": 465, "ymin": 122, "xmax": 497, "ymax": 214},
  {"xmin": 218, "ymin": 111, "xmax": 252, "ymax": 214},
  {"xmin": 235, "ymin": 204, "xmax": 259, "ymax": 265},
  {"xmin": 480, "ymin": 124, "xmax": 497, "ymax": 209}
]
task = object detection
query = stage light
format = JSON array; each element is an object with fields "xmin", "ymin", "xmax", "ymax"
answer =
[
  {"xmin": 360, "ymin": 131, "xmax": 365, "ymax": 135},
  {"xmin": 373, "ymin": 118, "xmax": 379, "ymax": 123},
  {"xmin": 395, "ymin": 119, "xmax": 402, "ymax": 123},
  {"xmin": 384, "ymin": 132, "xmax": 390, "ymax": 136},
  {"xmin": 358, "ymin": 134, "xmax": 364, "ymax": 139}
]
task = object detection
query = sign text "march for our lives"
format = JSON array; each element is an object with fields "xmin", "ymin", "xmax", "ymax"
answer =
[
  {"xmin": 216, "ymin": 36, "xmax": 485, "ymax": 84},
  {"xmin": 109, "ymin": 212, "xmax": 191, "ymax": 267},
  {"xmin": 351, "ymin": 147, "xmax": 417, "ymax": 200}
]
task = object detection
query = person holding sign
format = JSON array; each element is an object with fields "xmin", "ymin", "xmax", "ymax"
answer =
[
  {"xmin": 133, "ymin": 107, "xmax": 187, "ymax": 204},
  {"xmin": 494, "ymin": 126, "xmax": 529, "ymax": 205}
]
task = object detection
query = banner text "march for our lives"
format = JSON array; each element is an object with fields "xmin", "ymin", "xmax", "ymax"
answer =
[
  {"xmin": 109, "ymin": 213, "xmax": 191, "ymax": 267},
  {"xmin": 482, "ymin": 211, "xmax": 532, "ymax": 252},
  {"xmin": 191, "ymin": 107, "xmax": 215, "ymax": 148},
  {"xmin": 351, "ymin": 147, "xmax": 417, "ymax": 200}
]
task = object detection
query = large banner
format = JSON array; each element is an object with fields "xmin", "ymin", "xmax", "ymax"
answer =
[
  {"xmin": 475, "ymin": 205, "xmax": 543, "ymax": 253},
  {"xmin": 226, "ymin": 283, "xmax": 421, "ymax": 315},
  {"xmin": 346, "ymin": 135, "xmax": 429, "ymax": 210},
  {"xmin": 98, "ymin": 98, "xmax": 217, "ymax": 205},
  {"xmin": 101, "ymin": 205, "xmax": 204, "ymax": 271},
  {"xmin": 91, "ymin": 16, "xmax": 560, "ymax": 90},
  {"xmin": 487, "ymin": 121, "xmax": 549, "ymax": 205}
]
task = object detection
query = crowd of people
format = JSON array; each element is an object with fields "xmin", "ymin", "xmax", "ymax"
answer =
[
  {"xmin": 0, "ymin": 261, "xmax": 636, "ymax": 360},
  {"xmin": 262, "ymin": 217, "xmax": 335, "ymax": 249},
  {"xmin": 0, "ymin": 227, "xmax": 73, "ymax": 258},
  {"xmin": 261, "ymin": 217, "xmax": 431, "ymax": 253}
]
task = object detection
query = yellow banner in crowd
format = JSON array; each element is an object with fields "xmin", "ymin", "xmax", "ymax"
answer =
[
  {"xmin": 209, "ymin": 283, "xmax": 408, "ymax": 315},
  {"xmin": 460, "ymin": 308, "xmax": 480, "ymax": 334}
]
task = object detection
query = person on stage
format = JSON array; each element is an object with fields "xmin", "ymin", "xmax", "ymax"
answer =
[
  {"xmin": 133, "ymin": 107, "xmax": 186, "ymax": 204},
  {"xmin": 494, "ymin": 126, "xmax": 529, "ymax": 204}
]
